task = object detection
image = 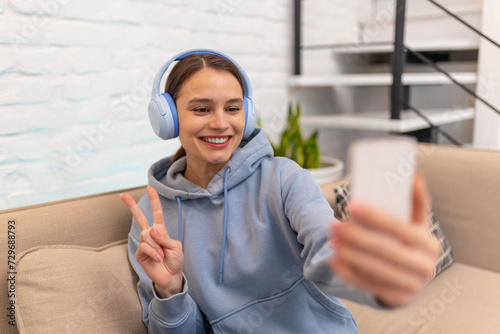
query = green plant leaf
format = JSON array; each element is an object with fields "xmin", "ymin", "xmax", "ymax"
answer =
[
  {"xmin": 303, "ymin": 130, "xmax": 321, "ymax": 169},
  {"xmin": 270, "ymin": 102, "xmax": 322, "ymax": 169}
]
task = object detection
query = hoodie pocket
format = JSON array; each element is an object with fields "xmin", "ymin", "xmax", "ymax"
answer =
[
  {"xmin": 210, "ymin": 277, "xmax": 357, "ymax": 334},
  {"xmin": 302, "ymin": 278, "xmax": 356, "ymax": 319}
]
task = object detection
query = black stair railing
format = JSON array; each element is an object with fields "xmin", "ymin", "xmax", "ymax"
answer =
[
  {"xmin": 391, "ymin": 0, "xmax": 500, "ymax": 145},
  {"xmin": 404, "ymin": 46, "xmax": 500, "ymax": 118},
  {"xmin": 427, "ymin": 0, "xmax": 500, "ymax": 50},
  {"xmin": 293, "ymin": 0, "xmax": 301, "ymax": 75},
  {"xmin": 293, "ymin": 0, "xmax": 500, "ymax": 146},
  {"xmin": 390, "ymin": 0, "xmax": 407, "ymax": 121}
]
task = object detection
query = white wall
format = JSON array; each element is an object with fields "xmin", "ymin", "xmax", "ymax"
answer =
[
  {"xmin": 0, "ymin": 0, "xmax": 362, "ymax": 210},
  {"xmin": 473, "ymin": 0, "xmax": 500, "ymax": 149}
]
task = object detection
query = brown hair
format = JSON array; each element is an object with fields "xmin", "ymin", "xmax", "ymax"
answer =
[{"xmin": 166, "ymin": 53, "xmax": 246, "ymax": 162}]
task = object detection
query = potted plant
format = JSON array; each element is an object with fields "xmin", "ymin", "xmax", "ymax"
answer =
[{"xmin": 270, "ymin": 102, "xmax": 344, "ymax": 184}]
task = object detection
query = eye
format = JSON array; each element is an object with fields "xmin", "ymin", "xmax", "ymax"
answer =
[
  {"xmin": 193, "ymin": 107, "xmax": 209, "ymax": 113},
  {"xmin": 227, "ymin": 106, "xmax": 242, "ymax": 112}
]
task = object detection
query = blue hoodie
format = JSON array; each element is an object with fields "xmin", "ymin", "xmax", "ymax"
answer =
[{"xmin": 128, "ymin": 129, "xmax": 381, "ymax": 333}]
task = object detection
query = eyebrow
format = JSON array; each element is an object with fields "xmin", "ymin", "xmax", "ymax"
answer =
[
  {"xmin": 187, "ymin": 98, "xmax": 243, "ymax": 104},
  {"xmin": 226, "ymin": 98, "xmax": 243, "ymax": 104},
  {"xmin": 188, "ymin": 98, "xmax": 213, "ymax": 104}
]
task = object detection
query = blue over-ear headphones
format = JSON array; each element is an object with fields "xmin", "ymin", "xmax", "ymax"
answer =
[{"xmin": 148, "ymin": 49, "xmax": 257, "ymax": 140}]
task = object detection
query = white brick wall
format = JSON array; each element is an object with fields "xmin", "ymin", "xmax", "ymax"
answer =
[{"xmin": 0, "ymin": 0, "xmax": 360, "ymax": 210}]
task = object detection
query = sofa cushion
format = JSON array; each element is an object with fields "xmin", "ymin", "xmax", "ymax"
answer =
[
  {"xmin": 341, "ymin": 262, "xmax": 500, "ymax": 334},
  {"xmin": 334, "ymin": 182, "xmax": 455, "ymax": 277},
  {"xmin": 417, "ymin": 143, "xmax": 500, "ymax": 274},
  {"xmin": 14, "ymin": 240, "xmax": 147, "ymax": 334}
]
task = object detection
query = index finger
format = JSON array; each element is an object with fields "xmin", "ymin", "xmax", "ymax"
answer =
[
  {"xmin": 120, "ymin": 193, "xmax": 150, "ymax": 231},
  {"xmin": 147, "ymin": 186, "xmax": 165, "ymax": 227},
  {"xmin": 348, "ymin": 201, "xmax": 440, "ymax": 258}
]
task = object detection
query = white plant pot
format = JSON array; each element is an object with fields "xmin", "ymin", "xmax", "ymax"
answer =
[{"xmin": 307, "ymin": 157, "xmax": 345, "ymax": 185}]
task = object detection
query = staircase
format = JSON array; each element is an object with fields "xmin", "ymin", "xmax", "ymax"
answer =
[
  {"xmin": 359, "ymin": 0, "xmax": 483, "ymax": 45},
  {"xmin": 291, "ymin": 0, "xmax": 487, "ymax": 145}
]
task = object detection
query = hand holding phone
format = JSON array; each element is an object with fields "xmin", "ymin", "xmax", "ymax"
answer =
[
  {"xmin": 348, "ymin": 137, "xmax": 417, "ymax": 223},
  {"xmin": 331, "ymin": 138, "xmax": 440, "ymax": 308}
]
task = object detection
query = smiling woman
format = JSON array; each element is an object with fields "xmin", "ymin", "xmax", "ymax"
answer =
[
  {"xmin": 120, "ymin": 49, "xmax": 440, "ymax": 334},
  {"xmin": 174, "ymin": 67, "xmax": 245, "ymax": 189}
]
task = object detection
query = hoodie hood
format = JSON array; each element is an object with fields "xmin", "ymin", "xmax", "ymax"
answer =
[{"xmin": 148, "ymin": 128, "xmax": 273, "ymax": 199}]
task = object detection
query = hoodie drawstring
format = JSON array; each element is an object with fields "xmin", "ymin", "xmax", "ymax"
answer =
[
  {"xmin": 176, "ymin": 196, "xmax": 183, "ymax": 246},
  {"xmin": 175, "ymin": 166, "xmax": 231, "ymax": 285},
  {"xmin": 219, "ymin": 166, "xmax": 231, "ymax": 284}
]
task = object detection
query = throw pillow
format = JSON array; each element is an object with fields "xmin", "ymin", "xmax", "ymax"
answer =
[
  {"xmin": 14, "ymin": 240, "xmax": 147, "ymax": 334},
  {"xmin": 334, "ymin": 183, "xmax": 455, "ymax": 278}
]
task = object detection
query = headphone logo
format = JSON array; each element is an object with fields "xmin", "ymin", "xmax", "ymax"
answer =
[{"xmin": 148, "ymin": 49, "xmax": 257, "ymax": 140}]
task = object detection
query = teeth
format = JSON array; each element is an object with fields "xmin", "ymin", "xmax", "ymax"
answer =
[{"xmin": 203, "ymin": 137, "xmax": 229, "ymax": 144}]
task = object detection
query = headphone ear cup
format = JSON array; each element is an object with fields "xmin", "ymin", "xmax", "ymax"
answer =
[
  {"xmin": 148, "ymin": 93, "xmax": 179, "ymax": 140},
  {"xmin": 243, "ymin": 96, "xmax": 256, "ymax": 140}
]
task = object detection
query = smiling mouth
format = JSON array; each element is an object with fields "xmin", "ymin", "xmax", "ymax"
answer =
[{"xmin": 201, "ymin": 136, "xmax": 230, "ymax": 144}]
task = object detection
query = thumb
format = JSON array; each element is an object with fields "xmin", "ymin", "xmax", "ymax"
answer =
[
  {"xmin": 412, "ymin": 172, "xmax": 432, "ymax": 226},
  {"xmin": 150, "ymin": 225, "xmax": 181, "ymax": 250}
]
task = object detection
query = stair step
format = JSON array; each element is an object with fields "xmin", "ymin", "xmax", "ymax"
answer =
[
  {"xmin": 300, "ymin": 108, "xmax": 475, "ymax": 133},
  {"xmin": 405, "ymin": 2, "xmax": 482, "ymax": 21},
  {"xmin": 289, "ymin": 72, "xmax": 477, "ymax": 87},
  {"xmin": 315, "ymin": 39, "xmax": 480, "ymax": 55},
  {"xmin": 360, "ymin": 2, "xmax": 482, "ymax": 24},
  {"xmin": 356, "ymin": 2, "xmax": 482, "ymax": 46}
]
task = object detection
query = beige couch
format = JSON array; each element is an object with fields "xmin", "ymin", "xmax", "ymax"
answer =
[{"xmin": 1, "ymin": 143, "xmax": 500, "ymax": 334}]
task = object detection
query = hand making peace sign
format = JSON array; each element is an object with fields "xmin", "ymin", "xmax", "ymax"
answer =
[{"xmin": 120, "ymin": 186, "xmax": 184, "ymax": 299}]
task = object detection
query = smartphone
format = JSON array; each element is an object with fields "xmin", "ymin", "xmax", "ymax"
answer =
[{"xmin": 348, "ymin": 137, "xmax": 417, "ymax": 223}]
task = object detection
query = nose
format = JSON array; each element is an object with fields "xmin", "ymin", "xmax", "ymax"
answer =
[{"xmin": 209, "ymin": 109, "xmax": 229, "ymax": 130}]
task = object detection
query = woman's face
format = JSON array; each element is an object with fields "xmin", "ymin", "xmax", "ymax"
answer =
[{"xmin": 175, "ymin": 67, "xmax": 246, "ymax": 173}]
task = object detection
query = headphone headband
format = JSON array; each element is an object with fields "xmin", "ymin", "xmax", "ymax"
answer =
[{"xmin": 152, "ymin": 49, "xmax": 253, "ymax": 98}]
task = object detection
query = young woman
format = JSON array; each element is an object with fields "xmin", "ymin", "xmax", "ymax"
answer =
[{"xmin": 121, "ymin": 50, "xmax": 440, "ymax": 333}]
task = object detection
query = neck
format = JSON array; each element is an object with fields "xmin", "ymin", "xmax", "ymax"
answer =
[{"xmin": 183, "ymin": 159, "xmax": 226, "ymax": 189}]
